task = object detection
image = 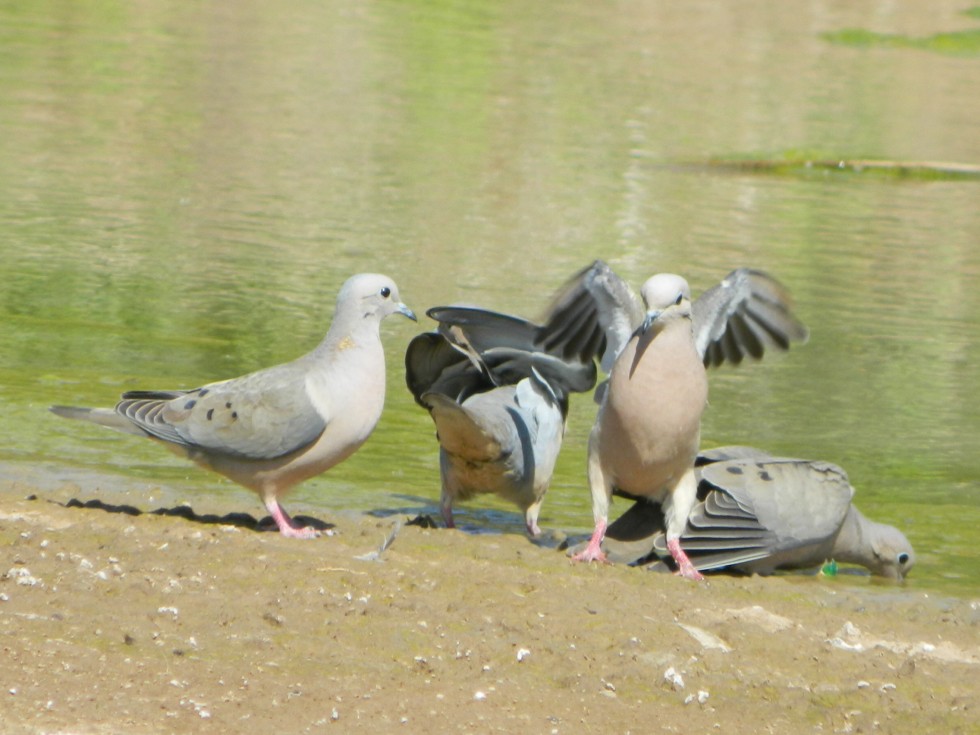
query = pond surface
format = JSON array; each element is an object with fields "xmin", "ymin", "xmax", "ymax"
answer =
[{"xmin": 1, "ymin": 1, "xmax": 978, "ymax": 597}]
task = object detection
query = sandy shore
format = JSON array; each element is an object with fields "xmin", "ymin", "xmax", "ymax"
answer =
[{"xmin": 1, "ymin": 482, "xmax": 978, "ymax": 735}]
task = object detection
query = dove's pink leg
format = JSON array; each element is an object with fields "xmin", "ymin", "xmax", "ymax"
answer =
[
  {"xmin": 575, "ymin": 434, "xmax": 612, "ymax": 563},
  {"xmin": 665, "ymin": 469, "xmax": 704, "ymax": 580},
  {"xmin": 668, "ymin": 537, "xmax": 704, "ymax": 581},
  {"xmin": 525, "ymin": 500, "xmax": 543, "ymax": 538},
  {"xmin": 264, "ymin": 498, "xmax": 319, "ymax": 539},
  {"xmin": 440, "ymin": 495, "xmax": 456, "ymax": 529},
  {"xmin": 571, "ymin": 518, "xmax": 609, "ymax": 563}
]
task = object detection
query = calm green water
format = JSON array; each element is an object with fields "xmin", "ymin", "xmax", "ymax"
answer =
[{"xmin": 1, "ymin": 1, "xmax": 978, "ymax": 597}]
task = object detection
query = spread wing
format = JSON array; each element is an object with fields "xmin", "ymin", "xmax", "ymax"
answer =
[
  {"xmin": 405, "ymin": 331, "xmax": 497, "ymax": 406},
  {"xmin": 654, "ymin": 469, "xmax": 778, "ymax": 571},
  {"xmin": 654, "ymin": 455, "xmax": 854, "ymax": 571},
  {"xmin": 693, "ymin": 268, "xmax": 809, "ymax": 367},
  {"xmin": 540, "ymin": 260, "xmax": 644, "ymax": 374},
  {"xmin": 414, "ymin": 305, "xmax": 598, "ymax": 403}
]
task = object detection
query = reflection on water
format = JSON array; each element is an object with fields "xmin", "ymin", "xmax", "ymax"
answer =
[{"xmin": 1, "ymin": 1, "xmax": 978, "ymax": 597}]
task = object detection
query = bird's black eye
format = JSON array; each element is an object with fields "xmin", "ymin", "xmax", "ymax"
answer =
[
  {"xmin": 897, "ymin": 552, "xmax": 910, "ymax": 565},
  {"xmin": 380, "ymin": 286, "xmax": 391, "ymax": 298},
  {"xmin": 674, "ymin": 294, "xmax": 683, "ymax": 305}
]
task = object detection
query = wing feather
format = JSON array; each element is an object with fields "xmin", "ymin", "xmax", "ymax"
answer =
[
  {"xmin": 541, "ymin": 260, "xmax": 644, "ymax": 373},
  {"xmin": 693, "ymin": 268, "xmax": 808, "ymax": 367},
  {"xmin": 114, "ymin": 365, "xmax": 327, "ymax": 461}
]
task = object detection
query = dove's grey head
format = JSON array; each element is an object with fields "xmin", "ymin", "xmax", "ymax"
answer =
[
  {"xmin": 865, "ymin": 522, "xmax": 916, "ymax": 581},
  {"xmin": 338, "ymin": 273, "xmax": 417, "ymax": 324},
  {"xmin": 834, "ymin": 506, "xmax": 916, "ymax": 581},
  {"xmin": 639, "ymin": 273, "xmax": 692, "ymax": 332}
]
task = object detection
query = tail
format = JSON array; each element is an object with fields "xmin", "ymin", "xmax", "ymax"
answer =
[{"xmin": 49, "ymin": 405, "xmax": 147, "ymax": 437}]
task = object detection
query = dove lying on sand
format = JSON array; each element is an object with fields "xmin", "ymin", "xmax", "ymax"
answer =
[
  {"xmin": 547, "ymin": 262, "xmax": 807, "ymax": 578},
  {"xmin": 405, "ymin": 305, "xmax": 599, "ymax": 535},
  {"xmin": 51, "ymin": 273, "xmax": 416, "ymax": 538},
  {"xmin": 603, "ymin": 446, "xmax": 915, "ymax": 580}
]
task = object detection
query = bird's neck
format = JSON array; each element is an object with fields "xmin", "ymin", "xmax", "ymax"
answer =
[
  {"xmin": 831, "ymin": 507, "xmax": 872, "ymax": 566},
  {"xmin": 313, "ymin": 318, "xmax": 382, "ymax": 361},
  {"xmin": 631, "ymin": 314, "xmax": 696, "ymax": 363},
  {"xmin": 642, "ymin": 312, "xmax": 691, "ymax": 340}
]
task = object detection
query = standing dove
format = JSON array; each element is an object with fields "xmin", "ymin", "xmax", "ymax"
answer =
[
  {"xmin": 51, "ymin": 273, "xmax": 416, "ymax": 538},
  {"xmin": 605, "ymin": 446, "xmax": 916, "ymax": 580},
  {"xmin": 405, "ymin": 305, "xmax": 598, "ymax": 536},
  {"xmin": 547, "ymin": 261, "xmax": 807, "ymax": 578}
]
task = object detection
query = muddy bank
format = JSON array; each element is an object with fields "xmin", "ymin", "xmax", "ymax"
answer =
[{"xmin": 1, "ymin": 485, "xmax": 977, "ymax": 735}]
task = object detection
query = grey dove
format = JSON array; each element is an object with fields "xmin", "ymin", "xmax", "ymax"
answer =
[
  {"xmin": 405, "ymin": 305, "xmax": 599, "ymax": 535},
  {"xmin": 51, "ymin": 273, "xmax": 416, "ymax": 538},
  {"xmin": 602, "ymin": 446, "xmax": 915, "ymax": 580},
  {"xmin": 545, "ymin": 261, "xmax": 807, "ymax": 579}
]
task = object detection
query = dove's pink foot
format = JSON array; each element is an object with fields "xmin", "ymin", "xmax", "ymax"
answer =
[
  {"xmin": 572, "ymin": 519, "xmax": 610, "ymax": 563},
  {"xmin": 668, "ymin": 537, "xmax": 704, "ymax": 581},
  {"xmin": 266, "ymin": 499, "xmax": 319, "ymax": 538}
]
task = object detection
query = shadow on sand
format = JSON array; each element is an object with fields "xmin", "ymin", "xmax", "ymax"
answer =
[{"xmin": 43, "ymin": 496, "xmax": 335, "ymax": 534}]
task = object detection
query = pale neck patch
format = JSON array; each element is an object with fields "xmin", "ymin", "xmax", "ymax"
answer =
[{"xmin": 337, "ymin": 335, "xmax": 356, "ymax": 351}]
